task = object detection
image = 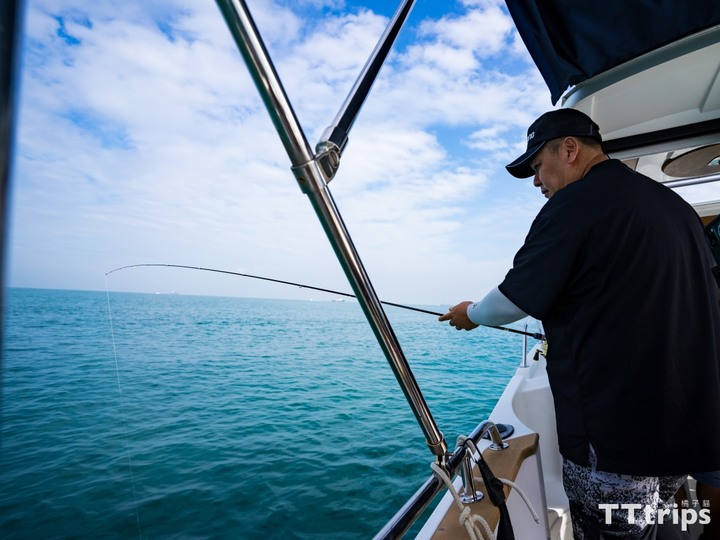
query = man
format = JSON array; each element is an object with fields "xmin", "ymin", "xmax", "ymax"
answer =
[{"xmin": 439, "ymin": 109, "xmax": 720, "ymax": 539}]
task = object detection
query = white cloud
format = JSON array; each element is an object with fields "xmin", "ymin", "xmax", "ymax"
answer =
[
  {"xmin": 420, "ymin": 3, "xmax": 513, "ymax": 55},
  {"xmin": 11, "ymin": 0, "xmax": 551, "ymax": 304}
]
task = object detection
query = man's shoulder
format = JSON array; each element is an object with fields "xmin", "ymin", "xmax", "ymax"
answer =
[
  {"xmin": 558, "ymin": 159, "xmax": 684, "ymax": 207},
  {"xmin": 537, "ymin": 160, "xmax": 644, "ymax": 225},
  {"xmin": 583, "ymin": 158, "xmax": 642, "ymax": 186}
]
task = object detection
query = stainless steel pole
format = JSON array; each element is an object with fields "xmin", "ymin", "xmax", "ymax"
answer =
[
  {"xmin": 215, "ymin": 0, "xmax": 447, "ymax": 459},
  {"xmin": 0, "ymin": 0, "xmax": 24, "ymax": 355},
  {"xmin": 319, "ymin": 0, "xmax": 416, "ymax": 155}
]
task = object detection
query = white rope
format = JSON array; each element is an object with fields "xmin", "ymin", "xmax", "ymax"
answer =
[
  {"xmin": 499, "ymin": 478, "xmax": 541, "ymax": 524},
  {"xmin": 430, "ymin": 460, "xmax": 495, "ymax": 540}
]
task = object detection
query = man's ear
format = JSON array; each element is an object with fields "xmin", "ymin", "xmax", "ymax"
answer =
[{"xmin": 563, "ymin": 136, "xmax": 580, "ymax": 163}]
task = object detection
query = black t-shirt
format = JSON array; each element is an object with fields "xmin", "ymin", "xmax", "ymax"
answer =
[{"xmin": 499, "ymin": 159, "xmax": 720, "ymax": 476}]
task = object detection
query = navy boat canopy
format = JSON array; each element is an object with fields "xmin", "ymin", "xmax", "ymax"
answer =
[{"xmin": 505, "ymin": 0, "xmax": 720, "ymax": 104}]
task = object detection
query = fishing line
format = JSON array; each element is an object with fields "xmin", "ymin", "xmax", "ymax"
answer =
[
  {"xmin": 104, "ymin": 276, "xmax": 143, "ymax": 539},
  {"xmin": 106, "ymin": 263, "xmax": 545, "ymax": 340}
]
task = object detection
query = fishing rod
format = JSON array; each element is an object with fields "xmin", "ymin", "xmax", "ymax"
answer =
[{"xmin": 106, "ymin": 263, "xmax": 546, "ymax": 340}]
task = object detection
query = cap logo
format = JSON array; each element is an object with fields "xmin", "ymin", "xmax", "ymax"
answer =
[{"xmin": 527, "ymin": 131, "xmax": 535, "ymax": 142}]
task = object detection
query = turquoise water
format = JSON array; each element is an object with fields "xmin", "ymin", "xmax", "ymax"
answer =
[{"xmin": 1, "ymin": 288, "xmax": 526, "ymax": 539}]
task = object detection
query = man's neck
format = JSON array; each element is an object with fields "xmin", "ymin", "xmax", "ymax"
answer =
[{"xmin": 578, "ymin": 152, "xmax": 609, "ymax": 179}]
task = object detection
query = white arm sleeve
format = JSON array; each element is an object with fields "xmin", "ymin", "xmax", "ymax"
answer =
[{"xmin": 466, "ymin": 287, "xmax": 527, "ymax": 326}]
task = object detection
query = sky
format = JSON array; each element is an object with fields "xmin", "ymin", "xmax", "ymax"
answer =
[{"xmin": 9, "ymin": 0, "xmax": 557, "ymax": 306}]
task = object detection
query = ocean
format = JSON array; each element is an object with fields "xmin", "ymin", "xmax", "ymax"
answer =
[{"xmin": 1, "ymin": 288, "xmax": 528, "ymax": 539}]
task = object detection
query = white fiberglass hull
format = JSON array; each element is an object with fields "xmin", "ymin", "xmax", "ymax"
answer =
[{"xmin": 416, "ymin": 351, "xmax": 572, "ymax": 540}]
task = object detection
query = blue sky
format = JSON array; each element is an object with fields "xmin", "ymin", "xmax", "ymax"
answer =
[{"xmin": 10, "ymin": 0, "xmax": 555, "ymax": 306}]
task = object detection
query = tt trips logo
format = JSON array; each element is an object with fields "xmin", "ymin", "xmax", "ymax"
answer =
[{"xmin": 599, "ymin": 503, "xmax": 711, "ymax": 531}]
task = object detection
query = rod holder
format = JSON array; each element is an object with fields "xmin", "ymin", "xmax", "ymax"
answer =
[
  {"xmin": 480, "ymin": 421, "xmax": 509, "ymax": 451},
  {"xmin": 460, "ymin": 446, "xmax": 484, "ymax": 504}
]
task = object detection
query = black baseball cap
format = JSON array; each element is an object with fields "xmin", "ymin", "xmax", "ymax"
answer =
[{"xmin": 505, "ymin": 109, "xmax": 602, "ymax": 178}]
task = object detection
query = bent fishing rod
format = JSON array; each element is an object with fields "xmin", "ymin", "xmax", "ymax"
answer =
[{"xmin": 106, "ymin": 263, "xmax": 546, "ymax": 340}]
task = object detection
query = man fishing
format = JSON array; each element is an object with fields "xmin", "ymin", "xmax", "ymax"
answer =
[{"xmin": 439, "ymin": 108, "xmax": 720, "ymax": 539}]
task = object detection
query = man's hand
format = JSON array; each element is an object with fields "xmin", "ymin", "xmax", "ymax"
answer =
[{"xmin": 438, "ymin": 301, "xmax": 479, "ymax": 331}]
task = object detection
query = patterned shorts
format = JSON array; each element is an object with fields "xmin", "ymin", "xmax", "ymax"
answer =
[{"xmin": 562, "ymin": 447, "xmax": 686, "ymax": 539}]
